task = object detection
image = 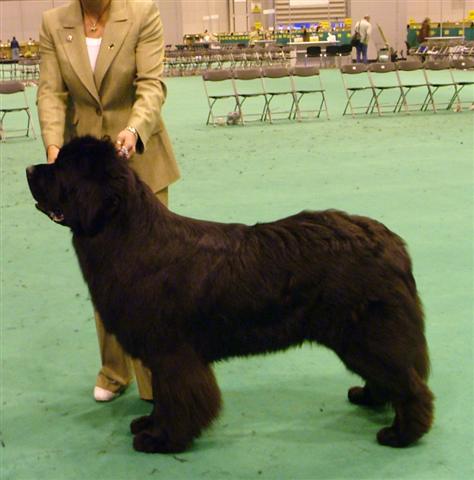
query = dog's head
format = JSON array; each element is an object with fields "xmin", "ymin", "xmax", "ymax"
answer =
[{"xmin": 26, "ymin": 136, "xmax": 131, "ymax": 236}]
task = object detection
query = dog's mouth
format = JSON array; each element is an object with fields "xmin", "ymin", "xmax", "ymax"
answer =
[{"xmin": 35, "ymin": 203, "xmax": 65, "ymax": 224}]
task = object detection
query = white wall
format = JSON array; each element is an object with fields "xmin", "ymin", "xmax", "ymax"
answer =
[
  {"xmin": 0, "ymin": 0, "xmax": 229, "ymax": 43},
  {"xmin": 0, "ymin": 0, "xmax": 68, "ymax": 41}
]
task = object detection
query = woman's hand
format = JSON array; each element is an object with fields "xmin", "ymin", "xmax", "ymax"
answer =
[
  {"xmin": 46, "ymin": 145, "xmax": 60, "ymax": 164},
  {"xmin": 115, "ymin": 128, "xmax": 138, "ymax": 159}
]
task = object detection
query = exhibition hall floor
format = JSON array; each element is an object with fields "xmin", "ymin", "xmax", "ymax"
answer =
[{"xmin": 1, "ymin": 72, "xmax": 473, "ymax": 479}]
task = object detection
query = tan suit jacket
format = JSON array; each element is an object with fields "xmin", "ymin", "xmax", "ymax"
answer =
[{"xmin": 38, "ymin": 0, "xmax": 180, "ymax": 193}]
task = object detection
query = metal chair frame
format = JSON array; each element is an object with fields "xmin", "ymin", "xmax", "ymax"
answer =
[
  {"xmin": 395, "ymin": 61, "xmax": 435, "ymax": 113},
  {"xmin": 290, "ymin": 66, "xmax": 329, "ymax": 121},
  {"xmin": 261, "ymin": 66, "xmax": 295, "ymax": 123},
  {"xmin": 202, "ymin": 70, "xmax": 240, "ymax": 126},
  {"xmin": 340, "ymin": 64, "xmax": 373, "ymax": 117},
  {"xmin": 367, "ymin": 62, "xmax": 408, "ymax": 115},
  {"xmin": 447, "ymin": 58, "xmax": 474, "ymax": 110},
  {"xmin": 422, "ymin": 60, "xmax": 458, "ymax": 112},
  {"xmin": 232, "ymin": 68, "xmax": 268, "ymax": 124},
  {"xmin": 0, "ymin": 80, "xmax": 36, "ymax": 141}
]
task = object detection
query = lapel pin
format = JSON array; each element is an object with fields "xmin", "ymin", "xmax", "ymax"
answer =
[
  {"xmin": 66, "ymin": 34, "xmax": 73, "ymax": 42},
  {"xmin": 108, "ymin": 43, "xmax": 115, "ymax": 49}
]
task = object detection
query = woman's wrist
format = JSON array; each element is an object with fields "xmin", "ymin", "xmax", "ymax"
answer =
[{"xmin": 125, "ymin": 126, "xmax": 138, "ymax": 138}]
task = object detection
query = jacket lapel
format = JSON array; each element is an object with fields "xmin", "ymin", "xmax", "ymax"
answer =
[
  {"xmin": 58, "ymin": 0, "xmax": 100, "ymax": 104},
  {"xmin": 94, "ymin": 0, "xmax": 131, "ymax": 92}
]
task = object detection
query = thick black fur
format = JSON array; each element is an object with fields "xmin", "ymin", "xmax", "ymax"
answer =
[{"xmin": 26, "ymin": 136, "xmax": 434, "ymax": 453}]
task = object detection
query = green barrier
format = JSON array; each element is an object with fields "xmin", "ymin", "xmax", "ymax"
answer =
[
  {"xmin": 407, "ymin": 26, "xmax": 474, "ymax": 46},
  {"xmin": 218, "ymin": 30, "xmax": 352, "ymax": 46}
]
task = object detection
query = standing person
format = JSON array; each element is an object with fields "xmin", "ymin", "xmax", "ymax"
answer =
[
  {"xmin": 37, "ymin": 0, "xmax": 180, "ymax": 402},
  {"xmin": 10, "ymin": 36, "xmax": 20, "ymax": 60},
  {"xmin": 354, "ymin": 15, "xmax": 372, "ymax": 64},
  {"xmin": 418, "ymin": 18, "xmax": 431, "ymax": 44}
]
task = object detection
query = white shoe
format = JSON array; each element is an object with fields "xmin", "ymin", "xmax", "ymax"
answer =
[{"xmin": 94, "ymin": 386, "xmax": 119, "ymax": 402}]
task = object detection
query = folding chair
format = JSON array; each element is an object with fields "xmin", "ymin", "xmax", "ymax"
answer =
[
  {"xmin": 340, "ymin": 64, "xmax": 372, "ymax": 117},
  {"xmin": 395, "ymin": 60, "xmax": 434, "ymax": 112},
  {"xmin": 232, "ymin": 68, "xmax": 267, "ymax": 124},
  {"xmin": 290, "ymin": 66, "xmax": 329, "ymax": 120},
  {"xmin": 17, "ymin": 59, "xmax": 40, "ymax": 84},
  {"xmin": 338, "ymin": 44, "xmax": 353, "ymax": 66},
  {"xmin": 305, "ymin": 46, "xmax": 322, "ymax": 67},
  {"xmin": 367, "ymin": 63, "xmax": 407, "ymax": 115},
  {"xmin": 0, "ymin": 80, "xmax": 36, "ymax": 141},
  {"xmin": 202, "ymin": 70, "xmax": 239, "ymax": 125},
  {"xmin": 324, "ymin": 45, "xmax": 339, "ymax": 68},
  {"xmin": 422, "ymin": 60, "xmax": 457, "ymax": 112},
  {"xmin": 261, "ymin": 66, "xmax": 294, "ymax": 122},
  {"xmin": 447, "ymin": 58, "xmax": 474, "ymax": 111}
]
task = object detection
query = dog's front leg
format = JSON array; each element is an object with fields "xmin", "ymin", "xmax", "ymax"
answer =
[{"xmin": 132, "ymin": 345, "xmax": 222, "ymax": 454}]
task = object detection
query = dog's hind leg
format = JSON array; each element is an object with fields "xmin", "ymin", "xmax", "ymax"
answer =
[
  {"xmin": 343, "ymin": 341, "xmax": 434, "ymax": 447},
  {"xmin": 132, "ymin": 345, "xmax": 222, "ymax": 454},
  {"xmin": 376, "ymin": 367, "xmax": 434, "ymax": 448}
]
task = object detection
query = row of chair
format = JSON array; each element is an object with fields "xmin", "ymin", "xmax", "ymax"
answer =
[
  {"xmin": 0, "ymin": 58, "xmax": 40, "ymax": 82},
  {"xmin": 165, "ymin": 47, "xmax": 293, "ymax": 77},
  {"xmin": 305, "ymin": 44, "xmax": 353, "ymax": 68},
  {"xmin": 411, "ymin": 40, "xmax": 474, "ymax": 61},
  {"xmin": 341, "ymin": 58, "xmax": 474, "ymax": 117},
  {"xmin": 202, "ymin": 58, "xmax": 473, "ymax": 125},
  {"xmin": 202, "ymin": 66, "xmax": 328, "ymax": 125}
]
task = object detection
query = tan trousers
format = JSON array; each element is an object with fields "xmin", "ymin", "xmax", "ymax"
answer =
[{"xmin": 95, "ymin": 187, "xmax": 169, "ymax": 400}]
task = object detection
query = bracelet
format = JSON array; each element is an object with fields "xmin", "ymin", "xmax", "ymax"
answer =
[{"xmin": 125, "ymin": 126, "xmax": 138, "ymax": 138}]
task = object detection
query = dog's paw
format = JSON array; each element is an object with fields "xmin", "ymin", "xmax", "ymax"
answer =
[
  {"xmin": 348, "ymin": 386, "xmax": 368, "ymax": 405},
  {"xmin": 130, "ymin": 415, "xmax": 154, "ymax": 435},
  {"xmin": 348, "ymin": 385, "xmax": 387, "ymax": 407},
  {"xmin": 133, "ymin": 430, "xmax": 188, "ymax": 454},
  {"xmin": 377, "ymin": 426, "xmax": 411, "ymax": 448}
]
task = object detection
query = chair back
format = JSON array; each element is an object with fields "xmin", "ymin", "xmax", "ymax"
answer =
[
  {"xmin": 291, "ymin": 66, "xmax": 320, "ymax": 77},
  {"xmin": 262, "ymin": 66, "xmax": 289, "ymax": 79},
  {"xmin": 0, "ymin": 80, "xmax": 25, "ymax": 94},
  {"xmin": 339, "ymin": 44, "xmax": 353, "ymax": 56},
  {"xmin": 424, "ymin": 60, "xmax": 450, "ymax": 71},
  {"xmin": 202, "ymin": 69, "xmax": 233, "ymax": 82},
  {"xmin": 368, "ymin": 62, "xmax": 396, "ymax": 73},
  {"xmin": 450, "ymin": 58, "xmax": 474, "ymax": 70},
  {"xmin": 306, "ymin": 46, "xmax": 321, "ymax": 57},
  {"xmin": 396, "ymin": 61, "xmax": 423, "ymax": 72},
  {"xmin": 232, "ymin": 68, "xmax": 265, "ymax": 97},
  {"xmin": 396, "ymin": 61, "xmax": 427, "ymax": 88},
  {"xmin": 325, "ymin": 45, "xmax": 340, "ymax": 56},
  {"xmin": 368, "ymin": 63, "xmax": 399, "ymax": 90},
  {"xmin": 341, "ymin": 64, "xmax": 368, "ymax": 74},
  {"xmin": 233, "ymin": 68, "xmax": 261, "ymax": 81}
]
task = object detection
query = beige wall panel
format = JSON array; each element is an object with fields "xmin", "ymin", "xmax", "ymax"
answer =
[
  {"xmin": 157, "ymin": 0, "xmax": 184, "ymax": 47},
  {"xmin": 181, "ymin": 0, "xmax": 229, "ymax": 35}
]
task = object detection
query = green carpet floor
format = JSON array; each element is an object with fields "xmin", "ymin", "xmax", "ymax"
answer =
[{"xmin": 1, "ymin": 71, "xmax": 473, "ymax": 479}]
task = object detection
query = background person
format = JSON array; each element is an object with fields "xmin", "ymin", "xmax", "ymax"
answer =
[
  {"xmin": 418, "ymin": 18, "xmax": 431, "ymax": 44},
  {"xmin": 37, "ymin": 0, "xmax": 180, "ymax": 402},
  {"xmin": 354, "ymin": 14, "xmax": 372, "ymax": 64},
  {"xmin": 10, "ymin": 36, "xmax": 20, "ymax": 60}
]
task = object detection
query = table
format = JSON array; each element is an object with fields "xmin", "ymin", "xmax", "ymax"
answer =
[{"xmin": 288, "ymin": 40, "xmax": 341, "ymax": 66}]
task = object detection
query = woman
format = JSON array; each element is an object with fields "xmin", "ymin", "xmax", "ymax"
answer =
[
  {"xmin": 37, "ymin": 0, "xmax": 180, "ymax": 402},
  {"xmin": 418, "ymin": 18, "xmax": 431, "ymax": 44}
]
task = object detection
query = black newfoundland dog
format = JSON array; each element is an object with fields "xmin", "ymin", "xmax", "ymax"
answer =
[{"xmin": 27, "ymin": 136, "xmax": 434, "ymax": 453}]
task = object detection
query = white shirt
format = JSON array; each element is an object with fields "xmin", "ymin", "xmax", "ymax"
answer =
[
  {"xmin": 355, "ymin": 19, "xmax": 372, "ymax": 44},
  {"xmin": 86, "ymin": 37, "xmax": 102, "ymax": 71}
]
